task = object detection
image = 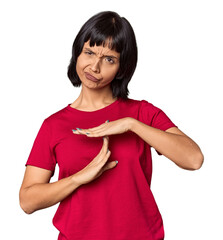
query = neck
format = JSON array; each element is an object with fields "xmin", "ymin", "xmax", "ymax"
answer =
[{"xmin": 71, "ymin": 85, "xmax": 117, "ymax": 111}]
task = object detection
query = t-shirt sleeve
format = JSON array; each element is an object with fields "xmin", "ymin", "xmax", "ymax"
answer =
[
  {"xmin": 140, "ymin": 100, "xmax": 178, "ymax": 155},
  {"xmin": 25, "ymin": 119, "xmax": 56, "ymax": 176}
]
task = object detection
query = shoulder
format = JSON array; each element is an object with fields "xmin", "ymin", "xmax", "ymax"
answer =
[
  {"xmin": 43, "ymin": 104, "xmax": 69, "ymax": 126},
  {"xmin": 121, "ymin": 98, "xmax": 162, "ymax": 121},
  {"xmin": 121, "ymin": 98, "xmax": 152, "ymax": 107},
  {"xmin": 139, "ymin": 99, "xmax": 159, "ymax": 109},
  {"xmin": 140, "ymin": 100, "xmax": 162, "ymax": 115},
  {"xmin": 125, "ymin": 98, "xmax": 160, "ymax": 112}
]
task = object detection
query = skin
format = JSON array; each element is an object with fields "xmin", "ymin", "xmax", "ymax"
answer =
[
  {"xmin": 71, "ymin": 39, "xmax": 120, "ymax": 110},
  {"xmin": 73, "ymin": 119, "xmax": 204, "ymax": 170},
  {"xmin": 72, "ymin": 39, "xmax": 204, "ymax": 170},
  {"xmin": 19, "ymin": 38, "xmax": 204, "ymax": 214}
]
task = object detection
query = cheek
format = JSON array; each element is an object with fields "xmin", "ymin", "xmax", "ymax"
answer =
[
  {"xmin": 76, "ymin": 56, "xmax": 87, "ymax": 74},
  {"xmin": 104, "ymin": 66, "xmax": 119, "ymax": 80}
]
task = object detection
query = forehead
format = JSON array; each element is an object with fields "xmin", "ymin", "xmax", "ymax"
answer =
[{"xmin": 83, "ymin": 40, "xmax": 120, "ymax": 57}]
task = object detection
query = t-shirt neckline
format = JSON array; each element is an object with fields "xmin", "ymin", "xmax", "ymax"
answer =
[{"xmin": 66, "ymin": 97, "xmax": 121, "ymax": 114}]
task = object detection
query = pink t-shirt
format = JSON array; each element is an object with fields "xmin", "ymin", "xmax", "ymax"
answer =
[{"xmin": 25, "ymin": 97, "xmax": 177, "ymax": 240}]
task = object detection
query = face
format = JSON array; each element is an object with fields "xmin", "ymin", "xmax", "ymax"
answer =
[{"xmin": 76, "ymin": 40, "xmax": 120, "ymax": 89}]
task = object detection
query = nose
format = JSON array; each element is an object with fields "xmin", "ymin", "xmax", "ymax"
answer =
[{"xmin": 90, "ymin": 58, "xmax": 100, "ymax": 73}]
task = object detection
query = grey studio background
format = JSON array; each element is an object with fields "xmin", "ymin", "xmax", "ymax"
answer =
[{"xmin": 0, "ymin": 0, "xmax": 222, "ymax": 239}]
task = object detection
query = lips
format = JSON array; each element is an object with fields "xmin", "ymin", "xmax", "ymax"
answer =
[{"xmin": 84, "ymin": 72, "xmax": 100, "ymax": 82}]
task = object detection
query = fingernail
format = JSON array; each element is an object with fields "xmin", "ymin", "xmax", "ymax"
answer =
[
  {"xmin": 115, "ymin": 160, "xmax": 118, "ymax": 164},
  {"xmin": 107, "ymin": 149, "xmax": 109, "ymax": 153},
  {"xmin": 76, "ymin": 128, "xmax": 82, "ymax": 130},
  {"xmin": 86, "ymin": 132, "xmax": 90, "ymax": 135},
  {"xmin": 72, "ymin": 129, "xmax": 77, "ymax": 131},
  {"xmin": 107, "ymin": 120, "xmax": 109, "ymax": 122}
]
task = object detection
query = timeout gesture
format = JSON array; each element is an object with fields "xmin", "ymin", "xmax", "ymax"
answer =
[{"xmin": 72, "ymin": 118, "xmax": 132, "ymax": 138}]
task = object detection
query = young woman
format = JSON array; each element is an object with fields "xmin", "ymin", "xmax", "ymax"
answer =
[{"xmin": 19, "ymin": 11, "xmax": 204, "ymax": 240}]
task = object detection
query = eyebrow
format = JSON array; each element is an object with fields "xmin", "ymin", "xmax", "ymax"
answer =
[{"xmin": 84, "ymin": 48, "xmax": 119, "ymax": 59}]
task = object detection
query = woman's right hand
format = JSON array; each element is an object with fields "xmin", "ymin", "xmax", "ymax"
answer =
[{"xmin": 74, "ymin": 136, "xmax": 118, "ymax": 186}]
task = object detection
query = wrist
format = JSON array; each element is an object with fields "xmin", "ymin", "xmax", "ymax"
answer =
[
  {"xmin": 127, "ymin": 117, "xmax": 137, "ymax": 132},
  {"xmin": 70, "ymin": 174, "xmax": 82, "ymax": 188}
]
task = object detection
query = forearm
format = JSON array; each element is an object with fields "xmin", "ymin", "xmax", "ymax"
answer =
[
  {"xmin": 129, "ymin": 118, "xmax": 203, "ymax": 170},
  {"xmin": 21, "ymin": 174, "xmax": 81, "ymax": 214}
]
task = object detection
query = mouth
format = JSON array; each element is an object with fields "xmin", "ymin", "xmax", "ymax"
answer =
[{"xmin": 84, "ymin": 72, "xmax": 101, "ymax": 82}]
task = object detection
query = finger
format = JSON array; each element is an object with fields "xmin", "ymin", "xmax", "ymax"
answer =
[
  {"xmin": 75, "ymin": 128, "xmax": 92, "ymax": 136},
  {"xmin": 74, "ymin": 128, "xmax": 85, "ymax": 135},
  {"xmin": 76, "ymin": 126, "xmax": 103, "ymax": 136},
  {"xmin": 103, "ymin": 135, "xmax": 109, "ymax": 149},
  {"xmin": 95, "ymin": 143, "xmax": 110, "ymax": 166},
  {"xmin": 99, "ymin": 148, "xmax": 111, "ymax": 167},
  {"xmin": 88, "ymin": 121, "xmax": 110, "ymax": 136},
  {"xmin": 72, "ymin": 129, "xmax": 79, "ymax": 134},
  {"xmin": 102, "ymin": 160, "xmax": 118, "ymax": 172},
  {"xmin": 75, "ymin": 120, "xmax": 110, "ymax": 137},
  {"xmin": 87, "ymin": 120, "xmax": 109, "ymax": 131},
  {"xmin": 80, "ymin": 120, "xmax": 110, "ymax": 134},
  {"xmin": 99, "ymin": 136, "xmax": 109, "ymax": 155},
  {"xmin": 104, "ymin": 136, "xmax": 110, "ymax": 155}
]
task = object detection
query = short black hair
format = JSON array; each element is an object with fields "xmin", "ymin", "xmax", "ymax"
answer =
[{"xmin": 67, "ymin": 11, "xmax": 138, "ymax": 100}]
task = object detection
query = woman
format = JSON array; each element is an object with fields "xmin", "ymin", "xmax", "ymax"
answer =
[{"xmin": 19, "ymin": 11, "xmax": 204, "ymax": 240}]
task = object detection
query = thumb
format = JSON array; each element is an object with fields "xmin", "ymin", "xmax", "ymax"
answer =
[{"xmin": 102, "ymin": 160, "xmax": 118, "ymax": 171}]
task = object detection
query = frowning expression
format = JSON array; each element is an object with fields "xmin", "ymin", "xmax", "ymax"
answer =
[{"xmin": 76, "ymin": 40, "xmax": 120, "ymax": 88}]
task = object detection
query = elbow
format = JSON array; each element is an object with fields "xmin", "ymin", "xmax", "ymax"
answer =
[
  {"xmin": 189, "ymin": 150, "xmax": 204, "ymax": 170},
  {"xmin": 19, "ymin": 190, "xmax": 34, "ymax": 215},
  {"xmin": 20, "ymin": 202, "xmax": 34, "ymax": 215}
]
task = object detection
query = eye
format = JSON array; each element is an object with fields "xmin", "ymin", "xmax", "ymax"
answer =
[
  {"xmin": 85, "ymin": 51, "xmax": 93, "ymax": 55},
  {"xmin": 105, "ymin": 57, "xmax": 114, "ymax": 64}
]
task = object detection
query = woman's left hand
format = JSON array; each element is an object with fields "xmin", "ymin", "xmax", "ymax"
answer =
[{"xmin": 72, "ymin": 117, "xmax": 133, "ymax": 138}]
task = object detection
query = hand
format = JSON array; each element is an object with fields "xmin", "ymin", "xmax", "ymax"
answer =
[
  {"xmin": 74, "ymin": 136, "xmax": 118, "ymax": 185},
  {"xmin": 72, "ymin": 117, "xmax": 133, "ymax": 138}
]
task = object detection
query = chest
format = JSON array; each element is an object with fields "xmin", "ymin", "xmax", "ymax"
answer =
[{"xmin": 53, "ymin": 127, "xmax": 145, "ymax": 176}]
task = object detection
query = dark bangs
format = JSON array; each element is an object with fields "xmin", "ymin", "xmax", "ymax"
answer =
[
  {"xmin": 76, "ymin": 11, "xmax": 125, "ymax": 56},
  {"xmin": 84, "ymin": 18, "xmax": 123, "ymax": 53}
]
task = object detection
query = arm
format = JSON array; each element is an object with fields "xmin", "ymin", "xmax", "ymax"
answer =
[
  {"xmin": 19, "ymin": 166, "xmax": 81, "ymax": 214},
  {"xmin": 19, "ymin": 136, "xmax": 115, "ymax": 214},
  {"xmin": 128, "ymin": 118, "xmax": 204, "ymax": 170}
]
